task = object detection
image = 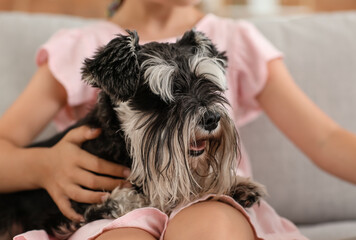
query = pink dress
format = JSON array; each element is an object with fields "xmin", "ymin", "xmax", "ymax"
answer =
[{"xmin": 16, "ymin": 14, "xmax": 308, "ymax": 240}]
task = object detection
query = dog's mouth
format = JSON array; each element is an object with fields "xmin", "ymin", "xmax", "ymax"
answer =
[{"xmin": 189, "ymin": 139, "xmax": 207, "ymax": 157}]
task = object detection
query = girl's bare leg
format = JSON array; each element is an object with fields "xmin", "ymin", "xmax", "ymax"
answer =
[
  {"xmin": 95, "ymin": 227, "xmax": 156, "ymax": 240},
  {"xmin": 164, "ymin": 201, "xmax": 257, "ymax": 240}
]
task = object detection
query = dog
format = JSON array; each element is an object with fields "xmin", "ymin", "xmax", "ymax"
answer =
[{"xmin": 0, "ymin": 29, "xmax": 265, "ymax": 239}]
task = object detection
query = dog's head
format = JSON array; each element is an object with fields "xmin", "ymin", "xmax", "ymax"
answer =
[{"xmin": 82, "ymin": 30, "xmax": 240, "ymax": 211}]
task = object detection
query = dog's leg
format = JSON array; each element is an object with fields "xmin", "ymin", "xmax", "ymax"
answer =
[
  {"xmin": 84, "ymin": 188, "xmax": 150, "ymax": 222},
  {"xmin": 230, "ymin": 176, "xmax": 266, "ymax": 208}
]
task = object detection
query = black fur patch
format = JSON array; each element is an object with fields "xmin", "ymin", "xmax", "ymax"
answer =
[{"xmin": 82, "ymin": 30, "xmax": 141, "ymax": 102}]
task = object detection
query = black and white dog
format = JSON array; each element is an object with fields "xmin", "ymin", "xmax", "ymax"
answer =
[{"xmin": 0, "ymin": 30, "xmax": 265, "ymax": 239}]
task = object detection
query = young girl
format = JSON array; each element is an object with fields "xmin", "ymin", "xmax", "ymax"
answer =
[{"xmin": 1, "ymin": 0, "xmax": 356, "ymax": 239}]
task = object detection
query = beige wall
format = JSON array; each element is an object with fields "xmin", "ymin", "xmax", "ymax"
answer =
[
  {"xmin": 281, "ymin": 0, "xmax": 356, "ymax": 11},
  {"xmin": 0, "ymin": 0, "xmax": 112, "ymax": 18},
  {"xmin": 1, "ymin": 0, "xmax": 356, "ymax": 18}
]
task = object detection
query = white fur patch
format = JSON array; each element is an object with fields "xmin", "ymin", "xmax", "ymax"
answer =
[
  {"xmin": 189, "ymin": 55, "xmax": 227, "ymax": 90},
  {"xmin": 127, "ymin": 34, "xmax": 137, "ymax": 53},
  {"xmin": 142, "ymin": 55, "xmax": 177, "ymax": 102}
]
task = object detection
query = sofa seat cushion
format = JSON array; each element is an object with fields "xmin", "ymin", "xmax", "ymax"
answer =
[{"xmin": 299, "ymin": 221, "xmax": 356, "ymax": 240}]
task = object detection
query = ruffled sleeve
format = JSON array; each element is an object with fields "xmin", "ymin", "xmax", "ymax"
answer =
[
  {"xmin": 35, "ymin": 23, "xmax": 118, "ymax": 130},
  {"xmin": 224, "ymin": 20, "xmax": 283, "ymax": 127},
  {"xmin": 36, "ymin": 28, "xmax": 100, "ymax": 107}
]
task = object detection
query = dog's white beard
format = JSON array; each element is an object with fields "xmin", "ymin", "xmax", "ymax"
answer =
[{"xmin": 117, "ymin": 102, "xmax": 239, "ymax": 213}]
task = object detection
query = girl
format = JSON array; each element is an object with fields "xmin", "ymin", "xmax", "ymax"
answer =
[{"xmin": 1, "ymin": 0, "xmax": 356, "ymax": 239}]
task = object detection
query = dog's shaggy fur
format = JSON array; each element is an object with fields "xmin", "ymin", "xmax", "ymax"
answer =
[{"xmin": 0, "ymin": 30, "xmax": 265, "ymax": 239}]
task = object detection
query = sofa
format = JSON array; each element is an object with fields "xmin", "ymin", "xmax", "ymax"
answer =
[{"xmin": 0, "ymin": 11, "xmax": 355, "ymax": 240}]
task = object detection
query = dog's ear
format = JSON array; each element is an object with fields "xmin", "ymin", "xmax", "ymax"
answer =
[
  {"xmin": 82, "ymin": 30, "xmax": 140, "ymax": 102},
  {"xmin": 178, "ymin": 29, "xmax": 227, "ymax": 67},
  {"xmin": 178, "ymin": 29, "xmax": 212, "ymax": 52}
]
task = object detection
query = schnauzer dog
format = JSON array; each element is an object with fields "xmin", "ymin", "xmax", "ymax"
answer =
[{"xmin": 0, "ymin": 30, "xmax": 265, "ymax": 239}]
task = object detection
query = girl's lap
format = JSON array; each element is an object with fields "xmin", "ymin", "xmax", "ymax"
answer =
[
  {"xmin": 95, "ymin": 228, "xmax": 156, "ymax": 240},
  {"xmin": 93, "ymin": 200, "xmax": 256, "ymax": 240},
  {"xmin": 164, "ymin": 200, "xmax": 256, "ymax": 240}
]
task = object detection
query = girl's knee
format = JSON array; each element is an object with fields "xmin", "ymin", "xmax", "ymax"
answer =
[
  {"xmin": 164, "ymin": 201, "xmax": 256, "ymax": 240},
  {"xmin": 95, "ymin": 227, "xmax": 156, "ymax": 240}
]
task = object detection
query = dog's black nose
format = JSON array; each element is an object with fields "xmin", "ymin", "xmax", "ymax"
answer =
[{"xmin": 201, "ymin": 111, "xmax": 221, "ymax": 131}]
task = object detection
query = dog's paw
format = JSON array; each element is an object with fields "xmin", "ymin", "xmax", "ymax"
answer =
[
  {"xmin": 84, "ymin": 187, "xmax": 149, "ymax": 222},
  {"xmin": 230, "ymin": 179, "xmax": 266, "ymax": 208}
]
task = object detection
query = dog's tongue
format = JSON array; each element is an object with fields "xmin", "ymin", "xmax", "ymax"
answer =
[{"xmin": 190, "ymin": 140, "xmax": 206, "ymax": 151}]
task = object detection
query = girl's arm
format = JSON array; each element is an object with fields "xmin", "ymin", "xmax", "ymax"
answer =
[
  {"xmin": 0, "ymin": 64, "xmax": 66, "ymax": 190},
  {"xmin": 0, "ymin": 64, "xmax": 130, "ymax": 221},
  {"xmin": 256, "ymin": 59, "xmax": 356, "ymax": 184}
]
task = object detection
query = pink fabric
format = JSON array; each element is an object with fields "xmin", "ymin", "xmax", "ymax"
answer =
[
  {"xmin": 22, "ymin": 13, "xmax": 307, "ymax": 240},
  {"xmin": 15, "ymin": 195, "xmax": 307, "ymax": 240},
  {"xmin": 14, "ymin": 208, "xmax": 167, "ymax": 240}
]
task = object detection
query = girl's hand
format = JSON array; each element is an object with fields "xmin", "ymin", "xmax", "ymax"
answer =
[{"xmin": 39, "ymin": 125, "xmax": 131, "ymax": 222}]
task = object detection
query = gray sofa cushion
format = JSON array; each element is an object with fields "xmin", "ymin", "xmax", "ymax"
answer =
[{"xmin": 299, "ymin": 221, "xmax": 356, "ymax": 240}]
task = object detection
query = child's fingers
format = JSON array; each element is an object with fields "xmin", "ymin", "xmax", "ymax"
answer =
[
  {"xmin": 67, "ymin": 185, "xmax": 110, "ymax": 205},
  {"xmin": 78, "ymin": 152, "xmax": 131, "ymax": 178},
  {"xmin": 63, "ymin": 125, "xmax": 101, "ymax": 145},
  {"xmin": 55, "ymin": 195, "xmax": 84, "ymax": 222},
  {"xmin": 74, "ymin": 170, "xmax": 127, "ymax": 191}
]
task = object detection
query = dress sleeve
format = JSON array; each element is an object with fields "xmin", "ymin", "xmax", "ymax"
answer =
[
  {"xmin": 225, "ymin": 20, "xmax": 283, "ymax": 127},
  {"xmin": 35, "ymin": 27, "xmax": 104, "ymax": 130},
  {"xmin": 36, "ymin": 28, "xmax": 99, "ymax": 107}
]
